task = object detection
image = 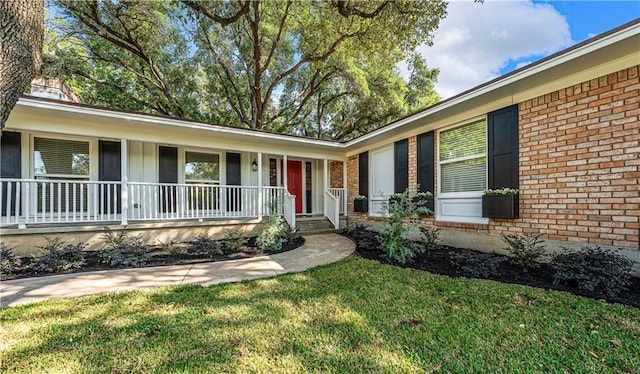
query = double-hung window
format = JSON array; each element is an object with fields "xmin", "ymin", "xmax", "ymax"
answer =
[
  {"xmin": 437, "ymin": 120, "xmax": 487, "ymax": 222},
  {"xmin": 184, "ymin": 151, "xmax": 220, "ymax": 210},
  {"xmin": 33, "ymin": 137, "xmax": 90, "ymax": 213}
]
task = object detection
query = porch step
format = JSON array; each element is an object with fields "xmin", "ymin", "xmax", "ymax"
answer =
[{"xmin": 295, "ymin": 216, "xmax": 344, "ymax": 233}]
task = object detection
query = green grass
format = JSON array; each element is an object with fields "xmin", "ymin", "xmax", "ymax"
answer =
[{"xmin": 1, "ymin": 257, "xmax": 639, "ymax": 373}]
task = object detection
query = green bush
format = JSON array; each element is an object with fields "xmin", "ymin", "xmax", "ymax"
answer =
[
  {"xmin": 420, "ymin": 226, "xmax": 441, "ymax": 251},
  {"xmin": 100, "ymin": 228, "xmax": 151, "ymax": 267},
  {"xmin": 379, "ymin": 187, "xmax": 426, "ymax": 264},
  {"xmin": 33, "ymin": 237, "xmax": 86, "ymax": 273},
  {"xmin": 501, "ymin": 233, "xmax": 546, "ymax": 272},
  {"xmin": 187, "ymin": 233, "xmax": 223, "ymax": 257},
  {"xmin": 551, "ymin": 246, "xmax": 634, "ymax": 297},
  {"xmin": 223, "ymin": 227, "xmax": 247, "ymax": 253},
  {"xmin": 159, "ymin": 239, "xmax": 183, "ymax": 256},
  {"xmin": 257, "ymin": 215, "xmax": 287, "ymax": 252},
  {"xmin": 0, "ymin": 243, "xmax": 20, "ymax": 276}
]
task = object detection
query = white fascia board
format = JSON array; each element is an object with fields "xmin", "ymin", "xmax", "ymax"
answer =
[
  {"xmin": 17, "ymin": 98, "xmax": 346, "ymax": 150},
  {"xmin": 345, "ymin": 22, "xmax": 640, "ymax": 149}
]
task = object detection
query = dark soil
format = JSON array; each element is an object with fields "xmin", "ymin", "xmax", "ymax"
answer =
[
  {"xmin": 345, "ymin": 230, "xmax": 640, "ymax": 308},
  {"xmin": 2, "ymin": 236, "xmax": 305, "ymax": 281}
]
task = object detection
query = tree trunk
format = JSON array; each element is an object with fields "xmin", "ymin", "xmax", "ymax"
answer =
[{"xmin": 0, "ymin": 0, "xmax": 44, "ymax": 134}]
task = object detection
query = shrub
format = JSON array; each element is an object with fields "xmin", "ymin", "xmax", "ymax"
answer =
[
  {"xmin": 257, "ymin": 214, "xmax": 287, "ymax": 252},
  {"xmin": 379, "ymin": 187, "xmax": 425, "ymax": 264},
  {"xmin": 501, "ymin": 233, "xmax": 546, "ymax": 271},
  {"xmin": 449, "ymin": 251, "xmax": 506, "ymax": 278},
  {"xmin": 551, "ymin": 246, "xmax": 634, "ymax": 297},
  {"xmin": 101, "ymin": 228, "xmax": 151, "ymax": 267},
  {"xmin": 187, "ymin": 233, "xmax": 223, "ymax": 257},
  {"xmin": 159, "ymin": 239, "xmax": 183, "ymax": 256},
  {"xmin": 223, "ymin": 228, "xmax": 247, "ymax": 254},
  {"xmin": 0, "ymin": 243, "xmax": 20, "ymax": 276},
  {"xmin": 33, "ymin": 237, "xmax": 86, "ymax": 273},
  {"xmin": 420, "ymin": 226, "xmax": 441, "ymax": 251}
]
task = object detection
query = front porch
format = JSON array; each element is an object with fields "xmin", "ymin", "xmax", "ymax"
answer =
[{"xmin": 0, "ymin": 179, "xmax": 346, "ymax": 230}]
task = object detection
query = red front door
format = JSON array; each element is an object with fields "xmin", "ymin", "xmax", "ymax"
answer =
[{"xmin": 285, "ymin": 160, "xmax": 303, "ymax": 213}]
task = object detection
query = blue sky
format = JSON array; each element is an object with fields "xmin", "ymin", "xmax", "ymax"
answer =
[{"xmin": 414, "ymin": 1, "xmax": 640, "ymax": 98}]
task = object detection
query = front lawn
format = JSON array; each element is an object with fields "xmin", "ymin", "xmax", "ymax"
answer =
[{"xmin": 1, "ymin": 257, "xmax": 638, "ymax": 373}]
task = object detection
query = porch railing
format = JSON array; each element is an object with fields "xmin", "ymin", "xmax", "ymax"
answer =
[
  {"xmin": 324, "ymin": 190, "xmax": 340, "ymax": 229},
  {"xmin": 327, "ymin": 188, "xmax": 346, "ymax": 214},
  {"xmin": 1, "ymin": 179, "xmax": 296, "ymax": 227}
]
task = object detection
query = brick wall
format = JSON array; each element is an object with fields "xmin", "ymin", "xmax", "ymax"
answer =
[
  {"xmin": 329, "ymin": 161, "xmax": 344, "ymax": 188},
  {"xmin": 512, "ymin": 65, "xmax": 639, "ymax": 249},
  {"xmin": 347, "ymin": 65, "xmax": 639, "ymax": 249}
]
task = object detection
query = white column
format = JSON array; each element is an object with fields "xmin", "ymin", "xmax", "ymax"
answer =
[
  {"xmin": 323, "ymin": 159, "xmax": 328, "ymax": 193},
  {"xmin": 257, "ymin": 152, "xmax": 263, "ymax": 220},
  {"xmin": 283, "ymin": 155, "xmax": 288, "ymax": 192},
  {"xmin": 342, "ymin": 160, "xmax": 347, "ymax": 190},
  {"xmin": 120, "ymin": 138, "xmax": 128, "ymax": 226}
]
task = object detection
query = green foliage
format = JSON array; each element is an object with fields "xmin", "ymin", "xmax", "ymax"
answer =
[
  {"xmin": 257, "ymin": 215, "xmax": 288, "ymax": 252},
  {"xmin": 379, "ymin": 187, "xmax": 426, "ymax": 264},
  {"xmin": 100, "ymin": 227, "xmax": 151, "ymax": 267},
  {"xmin": 501, "ymin": 234, "xmax": 546, "ymax": 272},
  {"xmin": 46, "ymin": 0, "xmax": 446, "ymax": 140},
  {"xmin": 484, "ymin": 188, "xmax": 519, "ymax": 196},
  {"xmin": 33, "ymin": 237, "xmax": 86, "ymax": 273},
  {"xmin": 159, "ymin": 239, "xmax": 183, "ymax": 256},
  {"xmin": 223, "ymin": 228, "xmax": 247, "ymax": 254},
  {"xmin": 449, "ymin": 250, "xmax": 507, "ymax": 278},
  {"xmin": 0, "ymin": 243, "xmax": 20, "ymax": 276},
  {"xmin": 187, "ymin": 234, "xmax": 223, "ymax": 257},
  {"xmin": 551, "ymin": 246, "xmax": 635, "ymax": 297},
  {"xmin": 420, "ymin": 226, "xmax": 441, "ymax": 251}
]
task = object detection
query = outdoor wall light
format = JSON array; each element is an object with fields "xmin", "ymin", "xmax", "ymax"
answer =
[{"xmin": 251, "ymin": 158, "xmax": 258, "ymax": 171}]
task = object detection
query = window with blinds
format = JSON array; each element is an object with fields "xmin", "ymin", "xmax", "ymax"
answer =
[
  {"xmin": 34, "ymin": 137, "xmax": 90, "ymax": 178},
  {"xmin": 439, "ymin": 120, "xmax": 487, "ymax": 193}
]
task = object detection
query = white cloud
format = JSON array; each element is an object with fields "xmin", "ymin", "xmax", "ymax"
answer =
[{"xmin": 414, "ymin": 0, "xmax": 573, "ymax": 98}]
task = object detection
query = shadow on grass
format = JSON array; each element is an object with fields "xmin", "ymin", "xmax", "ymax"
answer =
[{"xmin": 2, "ymin": 258, "xmax": 639, "ymax": 372}]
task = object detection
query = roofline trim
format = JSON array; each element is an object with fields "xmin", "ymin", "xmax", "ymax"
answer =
[
  {"xmin": 16, "ymin": 97, "xmax": 346, "ymax": 149},
  {"xmin": 344, "ymin": 18, "xmax": 640, "ymax": 148}
]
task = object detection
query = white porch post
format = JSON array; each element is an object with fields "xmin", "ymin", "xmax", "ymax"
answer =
[
  {"xmin": 120, "ymin": 138, "xmax": 128, "ymax": 226},
  {"xmin": 257, "ymin": 152, "xmax": 263, "ymax": 220},
  {"xmin": 323, "ymin": 159, "xmax": 328, "ymax": 192},
  {"xmin": 342, "ymin": 160, "xmax": 347, "ymax": 190},
  {"xmin": 283, "ymin": 155, "xmax": 288, "ymax": 192}
]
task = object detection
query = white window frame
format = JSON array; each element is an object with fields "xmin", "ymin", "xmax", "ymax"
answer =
[
  {"xmin": 436, "ymin": 117, "xmax": 489, "ymax": 224},
  {"xmin": 183, "ymin": 149, "xmax": 221, "ymax": 185},
  {"xmin": 368, "ymin": 144, "xmax": 395, "ymax": 217},
  {"xmin": 31, "ymin": 133, "xmax": 96, "ymax": 181}
]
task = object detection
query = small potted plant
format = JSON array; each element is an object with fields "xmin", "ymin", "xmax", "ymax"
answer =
[
  {"xmin": 353, "ymin": 195, "xmax": 368, "ymax": 213},
  {"xmin": 482, "ymin": 188, "xmax": 519, "ymax": 219},
  {"xmin": 413, "ymin": 191, "xmax": 434, "ymax": 216}
]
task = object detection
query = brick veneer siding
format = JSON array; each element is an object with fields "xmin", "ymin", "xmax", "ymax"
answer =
[
  {"xmin": 329, "ymin": 161, "xmax": 344, "ymax": 188},
  {"xmin": 512, "ymin": 65, "xmax": 639, "ymax": 249},
  {"xmin": 347, "ymin": 65, "xmax": 639, "ymax": 249}
]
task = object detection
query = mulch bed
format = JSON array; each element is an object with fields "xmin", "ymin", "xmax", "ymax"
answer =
[
  {"xmin": 2, "ymin": 236, "xmax": 305, "ymax": 281},
  {"xmin": 345, "ymin": 230, "xmax": 640, "ymax": 308}
]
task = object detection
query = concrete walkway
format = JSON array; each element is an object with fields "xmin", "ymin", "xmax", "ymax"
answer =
[{"xmin": 0, "ymin": 234, "xmax": 355, "ymax": 308}]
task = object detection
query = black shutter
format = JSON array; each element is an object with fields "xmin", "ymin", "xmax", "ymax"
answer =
[
  {"xmin": 226, "ymin": 152, "xmax": 241, "ymax": 211},
  {"xmin": 488, "ymin": 105, "xmax": 519, "ymax": 189},
  {"xmin": 99, "ymin": 140, "xmax": 122, "ymax": 214},
  {"xmin": 158, "ymin": 146, "xmax": 178, "ymax": 213},
  {"xmin": 358, "ymin": 152, "xmax": 368, "ymax": 197},
  {"xmin": 1, "ymin": 132, "xmax": 21, "ymax": 216},
  {"xmin": 394, "ymin": 139, "xmax": 408, "ymax": 193},
  {"xmin": 417, "ymin": 131, "xmax": 435, "ymax": 193}
]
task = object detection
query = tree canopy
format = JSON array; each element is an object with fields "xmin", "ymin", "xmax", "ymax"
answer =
[{"xmin": 45, "ymin": 0, "xmax": 446, "ymax": 140}]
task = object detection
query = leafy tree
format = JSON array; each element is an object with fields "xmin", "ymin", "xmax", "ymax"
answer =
[
  {"xmin": 0, "ymin": 0, "xmax": 45, "ymax": 134},
  {"xmin": 45, "ymin": 0, "xmax": 446, "ymax": 140}
]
